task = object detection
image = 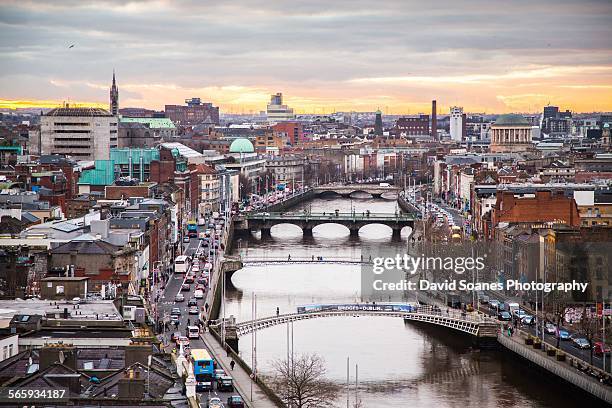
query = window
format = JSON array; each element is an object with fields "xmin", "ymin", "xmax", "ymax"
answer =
[
  {"xmin": 2, "ymin": 346, "xmax": 6, "ymax": 360},
  {"xmin": 8, "ymin": 344, "xmax": 13, "ymax": 357}
]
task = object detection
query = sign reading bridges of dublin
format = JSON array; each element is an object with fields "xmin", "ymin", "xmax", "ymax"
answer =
[{"xmin": 297, "ymin": 303, "xmax": 417, "ymax": 314}]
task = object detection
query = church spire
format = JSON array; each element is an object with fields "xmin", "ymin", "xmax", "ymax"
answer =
[{"xmin": 110, "ymin": 70, "xmax": 119, "ymax": 115}]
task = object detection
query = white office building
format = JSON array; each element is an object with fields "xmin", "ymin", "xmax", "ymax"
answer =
[
  {"xmin": 449, "ymin": 106, "xmax": 464, "ymax": 142},
  {"xmin": 266, "ymin": 93, "xmax": 295, "ymax": 123},
  {"xmin": 40, "ymin": 106, "xmax": 117, "ymax": 160}
]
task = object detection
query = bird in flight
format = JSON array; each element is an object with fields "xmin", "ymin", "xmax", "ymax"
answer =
[{"xmin": 68, "ymin": 44, "xmax": 75, "ymax": 48}]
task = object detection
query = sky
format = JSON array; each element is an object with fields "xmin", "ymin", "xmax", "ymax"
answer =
[{"xmin": 0, "ymin": 0, "xmax": 611, "ymax": 114}]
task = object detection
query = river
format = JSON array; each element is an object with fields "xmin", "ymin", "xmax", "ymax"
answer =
[{"xmin": 224, "ymin": 195, "xmax": 584, "ymax": 407}]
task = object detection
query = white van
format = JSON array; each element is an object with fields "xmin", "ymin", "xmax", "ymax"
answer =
[
  {"xmin": 188, "ymin": 326, "xmax": 200, "ymax": 339},
  {"xmin": 508, "ymin": 302, "xmax": 520, "ymax": 314}
]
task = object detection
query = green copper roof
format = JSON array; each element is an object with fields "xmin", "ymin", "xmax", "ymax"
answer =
[
  {"xmin": 229, "ymin": 138, "xmax": 254, "ymax": 153},
  {"xmin": 120, "ymin": 117, "xmax": 176, "ymax": 129},
  {"xmin": 494, "ymin": 114, "xmax": 530, "ymax": 126},
  {"xmin": 78, "ymin": 160, "xmax": 115, "ymax": 186},
  {"xmin": 110, "ymin": 148, "xmax": 160, "ymax": 165}
]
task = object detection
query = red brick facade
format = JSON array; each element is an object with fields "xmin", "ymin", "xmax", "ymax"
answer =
[
  {"xmin": 273, "ymin": 122, "xmax": 303, "ymax": 146},
  {"xmin": 493, "ymin": 190, "xmax": 581, "ymax": 228}
]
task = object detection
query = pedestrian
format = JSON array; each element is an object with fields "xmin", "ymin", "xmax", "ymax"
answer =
[
  {"xmin": 276, "ymin": 307, "xmax": 280, "ymax": 316},
  {"xmin": 187, "ymin": 318, "xmax": 190, "ymax": 326},
  {"xmin": 288, "ymin": 254, "xmax": 291, "ymax": 261},
  {"xmin": 230, "ymin": 360, "xmax": 235, "ymax": 370},
  {"xmin": 312, "ymin": 255, "xmax": 315, "ymax": 261},
  {"xmin": 226, "ymin": 345, "xmax": 230, "ymax": 357}
]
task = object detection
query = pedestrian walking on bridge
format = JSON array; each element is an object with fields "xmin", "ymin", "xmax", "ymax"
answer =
[{"xmin": 230, "ymin": 360, "xmax": 235, "ymax": 370}]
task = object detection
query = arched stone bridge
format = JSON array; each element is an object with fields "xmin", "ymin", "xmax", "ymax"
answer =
[
  {"xmin": 238, "ymin": 212, "xmax": 414, "ymax": 238},
  {"xmin": 313, "ymin": 184, "xmax": 400, "ymax": 198}
]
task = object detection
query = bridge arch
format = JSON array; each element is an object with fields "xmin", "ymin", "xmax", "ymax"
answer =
[
  {"xmin": 348, "ymin": 190, "xmax": 374, "ymax": 198},
  {"xmin": 318, "ymin": 190, "xmax": 343, "ymax": 198},
  {"xmin": 380, "ymin": 191, "xmax": 399, "ymax": 200},
  {"xmin": 311, "ymin": 222, "xmax": 351, "ymax": 236},
  {"xmin": 269, "ymin": 223, "xmax": 304, "ymax": 236},
  {"xmin": 357, "ymin": 223, "xmax": 412, "ymax": 237}
]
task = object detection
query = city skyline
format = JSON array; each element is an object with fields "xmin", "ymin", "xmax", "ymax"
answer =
[{"xmin": 1, "ymin": 0, "xmax": 611, "ymax": 114}]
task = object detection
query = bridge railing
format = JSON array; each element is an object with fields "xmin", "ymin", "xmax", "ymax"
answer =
[
  {"xmin": 411, "ymin": 304, "xmax": 490, "ymax": 323},
  {"xmin": 246, "ymin": 212, "xmax": 414, "ymax": 221},
  {"xmin": 229, "ymin": 304, "xmax": 490, "ymax": 330},
  {"xmin": 241, "ymin": 256, "xmax": 372, "ymax": 264}
]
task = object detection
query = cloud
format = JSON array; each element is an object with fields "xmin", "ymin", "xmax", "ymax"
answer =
[{"xmin": 0, "ymin": 0, "xmax": 611, "ymax": 113}]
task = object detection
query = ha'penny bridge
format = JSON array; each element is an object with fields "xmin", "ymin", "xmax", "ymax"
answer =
[{"xmin": 212, "ymin": 304, "xmax": 500, "ymax": 348}]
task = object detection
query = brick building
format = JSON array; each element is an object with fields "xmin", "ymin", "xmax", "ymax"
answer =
[
  {"xmin": 272, "ymin": 122, "xmax": 304, "ymax": 146},
  {"xmin": 396, "ymin": 115, "xmax": 430, "ymax": 136},
  {"xmin": 164, "ymin": 98, "xmax": 219, "ymax": 126},
  {"xmin": 492, "ymin": 190, "xmax": 581, "ymax": 229}
]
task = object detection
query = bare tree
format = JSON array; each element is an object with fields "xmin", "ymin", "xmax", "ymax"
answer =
[
  {"xmin": 268, "ymin": 353, "xmax": 339, "ymax": 408},
  {"xmin": 578, "ymin": 304, "xmax": 598, "ymax": 365}
]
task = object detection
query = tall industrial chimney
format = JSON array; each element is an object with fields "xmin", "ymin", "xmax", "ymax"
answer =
[{"xmin": 431, "ymin": 100, "xmax": 437, "ymax": 140}]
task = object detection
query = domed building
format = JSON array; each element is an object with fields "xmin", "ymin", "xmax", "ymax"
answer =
[
  {"xmin": 225, "ymin": 137, "xmax": 266, "ymax": 181},
  {"xmin": 229, "ymin": 138, "xmax": 255, "ymax": 154},
  {"xmin": 490, "ymin": 114, "xmax": 533, "ymax": 153}
]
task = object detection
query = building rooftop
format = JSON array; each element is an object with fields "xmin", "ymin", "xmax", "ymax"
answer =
[
  {"xmin": 229, "ymin": 138, "xmax": 255, "ymax": 153},
  {"xmin": 0, "ymin": 299, "xmax": 122, "ymax": 321},
  {"xmin": 45, "ymin": 107, "xmax": 113, "ymax": 117},
  {"xmin": 119, "ymin": 117, "xmax": 176, "ymax": 129},
  {"xmin": 160, "ymin": 142, "xmax": 203, "ymax": 159},
  {"xmin": 493, "ymin": 113, "xmax": 530, "ymax": 126}
]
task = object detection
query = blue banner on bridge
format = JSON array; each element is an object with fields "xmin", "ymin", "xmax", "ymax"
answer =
[{"xmin": 297, "ymin": 303, "xmax": 416, "ymax": 314}]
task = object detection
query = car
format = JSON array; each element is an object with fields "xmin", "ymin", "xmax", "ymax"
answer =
[
  {"xmin": 185, "ymin": 275, "xmax": 194, "ymax": 284},
  {"xmin": 191, "ymin": 264, "xmax": 200, "ymax": 273},
  {"xmin": 216, "ymin": 375, "xmax": 234, "ymax": 392},
  {"xmin": 188, "ymin": 298, "xmax": 198, "ymax": 307},
  {"xmin": 197, "ymin": 277, "xmax": 207, "ymax": 285},
  {"xmin": 594, "ymin": 342, "xmax": 611, "ymax": 356},
  {"xmin": 171, "ymin": 307, "xmax": 182, "ymax": 316},
  {"xmin": 226, "ymin": 395, "xmax": 244, "ymax": 407},
  {"xmin": 497, "ymin": 311, "xmax": 512, "ymax": 321},
  {"xmin": 521, "ymin": 315, "xmax": 536, "ymax": 326},
  {"xmin": 572, "ymin": 337, "xmax": 591, "ymax": 349},
  {"xmin": 545, "ymin": 323, "xmax": 557, "ymax": 335},
  {"xmin": 489, "ymin": 300, "xmax": 500, "ymax": 310},
  {"xmin": 513, "ymin": 309, "xmax": 527, "ymax": 319},
  {"xmin": 557, "ymin": 329, "xmax": 571, "ymax": 340},
  {"xmin": 214, "ymin": 368, "xmax": 226, "ymax": 379},
  {"xmin": 171, "ymin": 331, "xmax": 181, "ymax": 342},
  {"xmin": 181, "ymin": 283, "xmax": 190, "ymax": 292},
  {"xmin": 189, "ymin": 305, "xmax": 199, "ymax": 315},
  {"xmin": 194, "ymin": 289, "xmax": 204, "ymax": 299},
  {"xmin": 196, "ymin": 283, "xmax": 205, "ymax": 291},
  {"xmin": 170, "ymin": 314, "xmax": 180, "ymax": 323},
  {"xmin": 208, "ymin": 397, "xmax": 223, "ymax": 408},
  {"xmin": 177, "ymin": 336, "xmax": 190, "ymax": 348},
  {"xmin": 183, "ymin": 236, "xmax": 190, "ymax": 243},
  {"xmin": 174, "ymin": 293, "xmax": 185, "ymax": 302}
]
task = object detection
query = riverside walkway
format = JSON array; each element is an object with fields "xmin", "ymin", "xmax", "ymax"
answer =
[{"xmin": 498, "ymin": 329, "xmax": 612, "ymax": 405}]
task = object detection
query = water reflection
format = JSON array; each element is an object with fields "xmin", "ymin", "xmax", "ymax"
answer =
[{"xmin": 225, "ymin": 197, "xmax": 588, "ymax": 407}]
